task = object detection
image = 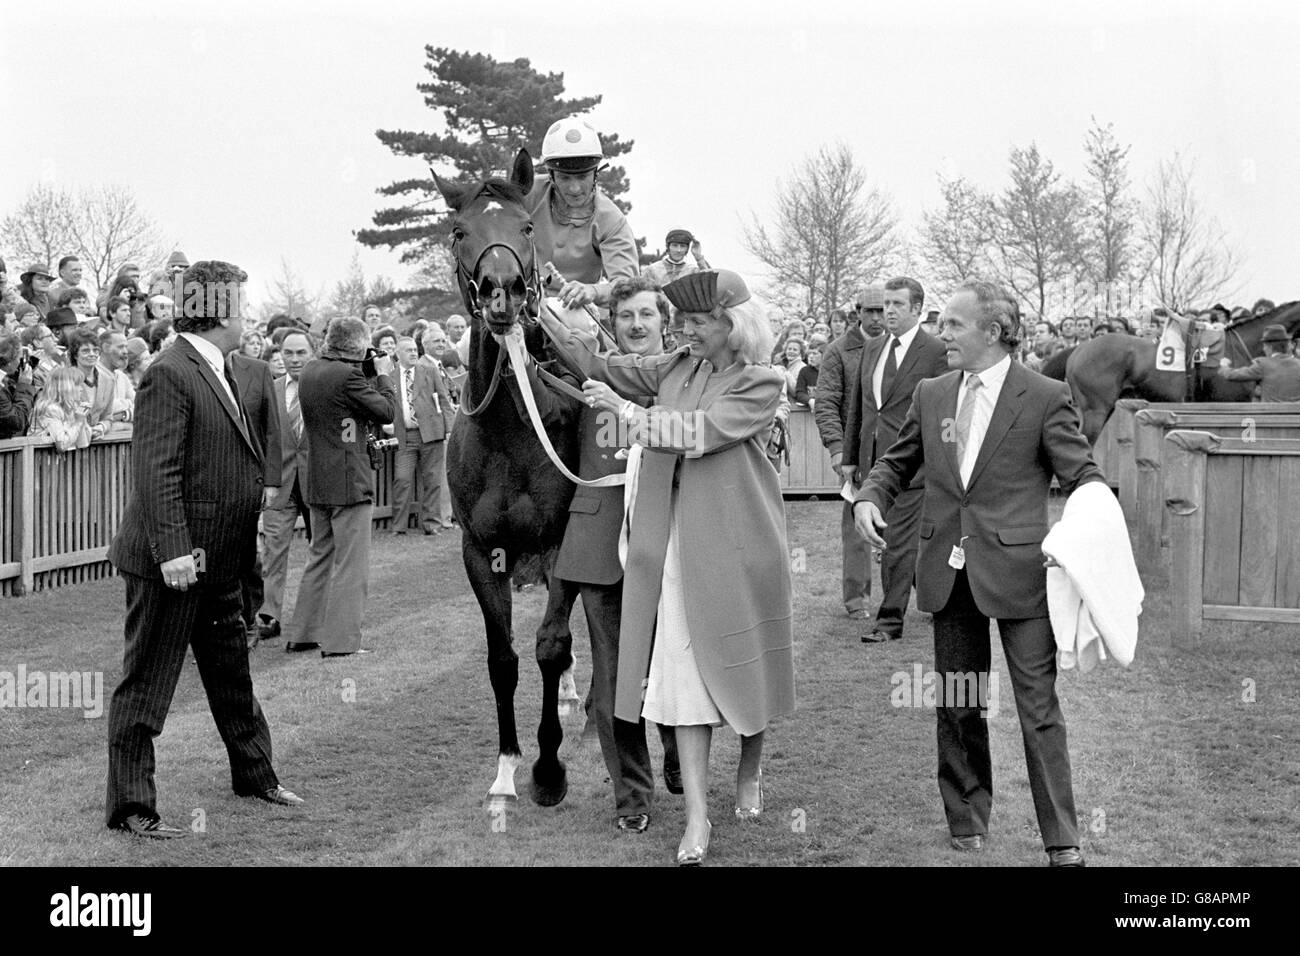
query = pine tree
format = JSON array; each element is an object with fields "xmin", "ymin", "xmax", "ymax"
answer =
[{"xmin": 357, "ymin": 47, "xmax": 635, "ymax": 273}]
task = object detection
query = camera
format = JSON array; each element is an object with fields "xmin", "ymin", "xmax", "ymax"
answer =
[
  {"xmin": 20, "ymin": 346, "xmax": 40, "ymax": 370},
  {"xmin": 366, "ymin": 434, "xmax": 398, "ymax": 470}
]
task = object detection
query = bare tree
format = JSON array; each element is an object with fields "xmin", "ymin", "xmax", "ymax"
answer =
[
  {"xmin": 1, "ymin": 183, "xmax": 167, "ymax": 291},
  {"xmin": 918, "ymin": 175, "xmax": 994, "ymax": 306},
  {"xmin": 985, "ymin": 143, "xmax": 1088, "ymax": 320},
  {"xmin": 743, "ymin": 142, "xmax": 897, "ymax": 320},
  {"xmin": 258, "ymin": 257, "xmax": 324, "ymax": 323},
  {"xmin": 69, "ymin": 185, "xmax": 168, "ymax": 291},
  {"xmin": 1082, "ymin": 118, "xmax": 1136, "ymax": 316},
  {"xmin": 1136, "ymin": 152, "xmax": 1241, "ymax": 312},
  {"xmin": 0, "ymin": 184, "xmax": 78, "ymax": 275}
]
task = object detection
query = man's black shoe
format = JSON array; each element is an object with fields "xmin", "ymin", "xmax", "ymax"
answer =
[
  {"xmin": 243, "ymin": 785, "xmax": 305, "ymax": 807},
  {"xmin": 113, "ymin": 813, "xmax": 188, "ymax": 840},
  {"xmin": 285, "ymin": 641, "xmax": 320, "ymax": 652},
  {"xmin": 663, "ymin": 760, "xmax": 684, "ymax": 795},
  {"xmin": 861, "ymin": 628, "xmax": 901, "ymax": 644},
  {"xmin": 1048, "ymin": 846, "xmax": 1085, "ymax": 867},
  {"xmin": 257, "ymin": 617, "xmax": 281, "ymax": 640},
  {"xmin": 616, "ymin": 813, "xmax": 650, "ymax": 833}
]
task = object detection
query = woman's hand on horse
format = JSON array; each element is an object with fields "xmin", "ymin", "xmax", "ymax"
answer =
[
  {"xmin": 559, "ymin": 281, "xmax": 596, "ymax": 310},
  {"xmin": 582, "ymin": 379, "xmax": 622, "ymax": 412}
]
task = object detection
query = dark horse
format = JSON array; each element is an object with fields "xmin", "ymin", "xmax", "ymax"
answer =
[
  {"xmin": 1042, "ymin": 302, "xmax": 1300, "ymax": 443},
  {"xmin": 435, "ymin": 149, "xmax": 584, "ymax": 807}
]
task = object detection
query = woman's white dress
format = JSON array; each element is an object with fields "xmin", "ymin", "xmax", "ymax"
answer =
[{"xmin": 640, "ymin": 491, "xmax": 725, "ymax": 728}]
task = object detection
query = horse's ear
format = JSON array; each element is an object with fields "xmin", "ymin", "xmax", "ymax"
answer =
[
  {"xmin": 432, "ymin": 167, "xmax": 466, "ymax": 212},
  {"xmin": 510, "ymin": 149, "xmax": 534, "ymax": 195}
]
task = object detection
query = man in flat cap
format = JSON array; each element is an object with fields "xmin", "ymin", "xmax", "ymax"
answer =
[
  {"xmin": 1218, "ymin": 325, "xmax": 1300, "ymax": 402},
  {"xmin": 643, "ymin": 228, "xmax": 711, "ymax": 287}
]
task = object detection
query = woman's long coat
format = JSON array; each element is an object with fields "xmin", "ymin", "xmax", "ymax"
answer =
[{"xmin": 559, "ymin": 337, "xmax": 796, "ymax": 736}]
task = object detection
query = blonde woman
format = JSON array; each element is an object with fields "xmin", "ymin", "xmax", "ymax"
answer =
[
  {"xmin": 539, "ymin": 269, "xmax": 795, "ymax": 866},
  {"xmin": 32, "ymin": 366, "xmax": 96, "ymax": 451},
  {"xmin": 240, "ymin": 328, "xmax": 266, "ymax": 360}
]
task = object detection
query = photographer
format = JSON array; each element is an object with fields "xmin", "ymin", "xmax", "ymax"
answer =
[
  {"xmin": 1, "ymin": 331, "xmax": 38, "ymax": 439},
  {"xmin": 283, "ymin": 316, "xmax": 396, "ymax": 658}
]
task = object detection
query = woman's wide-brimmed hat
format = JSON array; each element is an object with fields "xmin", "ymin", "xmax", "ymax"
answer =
[
  {"xmin": 21, "ymin": 262, "xmax": 54, "ymax": 282},
  {"xmin": 662, "ymin": 269, "xmax": 751, "ymax": 320}
]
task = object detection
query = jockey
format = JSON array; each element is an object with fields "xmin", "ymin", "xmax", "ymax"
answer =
[
  {"xmin": 643, "ymin": 228, "xmax": 711, "ymax": 286},
  {"xmin": 528, "ymin": 116, "xmax": 640, "ymax": 312}
]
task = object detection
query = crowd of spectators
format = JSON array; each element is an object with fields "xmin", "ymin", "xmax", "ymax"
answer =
[{"xmin": 0, "ymin": 250, "xmax": 473, "ymax": 443}]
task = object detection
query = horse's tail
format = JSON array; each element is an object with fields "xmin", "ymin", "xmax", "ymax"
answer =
[{"xmin": 511, "ymin": 551, "xmax": 547, "ymax": 589}]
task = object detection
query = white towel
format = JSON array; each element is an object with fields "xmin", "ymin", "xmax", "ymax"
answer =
[{"xmin": 1042, "ymin": 480, "xmax": 1143, "ymax": 672}]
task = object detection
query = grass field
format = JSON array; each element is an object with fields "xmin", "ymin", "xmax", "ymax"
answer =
[{"xmin": 2, "ymin": 499, "xmax": 1297, "ymax": 867}]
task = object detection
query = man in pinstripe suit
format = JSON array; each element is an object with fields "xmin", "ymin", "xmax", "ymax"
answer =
[{"xmin": 105, "ymin": 260, "xmax": 303, "ymax": 839}]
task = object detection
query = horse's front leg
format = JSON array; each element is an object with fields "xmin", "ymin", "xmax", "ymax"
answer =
[
  {"xmin": 532, "ymin": 567, "xmax": 578, "ymax": 806},
  {"xmin": 463, "ymin": 537, "xmax": 520, "ymax": 810}
]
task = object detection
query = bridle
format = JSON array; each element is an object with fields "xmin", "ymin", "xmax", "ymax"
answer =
[{"xmin": 449, "ymin": 189, "xmax": 624, "ymax": 420}]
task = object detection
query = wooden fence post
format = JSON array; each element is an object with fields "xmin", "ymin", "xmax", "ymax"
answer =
[
  {"xmin": 1114, "ymin": 399, "xmax": 1146, "ymax": 523},
  {"xmin": 18, "ymin": 442, "xmax": 35, "ymax": 596},
  {"xmin": 1163, "ymin": 430, "xmax": 1217, "ymax": 645},
  {"xmin": 1134, "ymin": 408, "xmax": 1175, "ymax": 577}
]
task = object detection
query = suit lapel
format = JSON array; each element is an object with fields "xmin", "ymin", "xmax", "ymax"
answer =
[
  {"xmin": 881, "ymin": 333, "xmax": 923, "ymax": 406},
  {"xmin": 178, "ymin": 340, "xmax": 256, "ymax": 456},
  {"xmin": 966, "ymin": 362, "xmax": 1027, "ymax": 491}
]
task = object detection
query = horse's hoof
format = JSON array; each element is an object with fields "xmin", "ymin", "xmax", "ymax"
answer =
[
  {"xmin": 530, "ymin": 760, "xmax": 568, "ymax": 807},
  {"xmin": 483, "ymin": 792, "xmax": 518, "ymax": 813}
]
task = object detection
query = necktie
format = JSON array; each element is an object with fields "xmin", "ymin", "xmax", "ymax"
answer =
[
  {"xmin": 286, "ymin": 379, "xmax": 302, "ymax": 442},
  {"xmin": 404, "ymin": 367, "xmax": 418, "ymax": 426},
  {"xmin": 881, "ymin": 336, "xmax": 899, "ymax": 403},
  {"xmin": 955, "ymin": 373, "xmax": 983, "ymax": 476}
]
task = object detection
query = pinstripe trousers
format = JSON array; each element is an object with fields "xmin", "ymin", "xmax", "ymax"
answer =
[{"xmin": 105, "ymin": 571, "xmax": 279, "ymax": 827}]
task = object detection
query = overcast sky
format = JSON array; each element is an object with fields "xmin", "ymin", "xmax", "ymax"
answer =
[{"xmin": 3, "ymin": 0, "xmax": 1295, "ymax": 315}]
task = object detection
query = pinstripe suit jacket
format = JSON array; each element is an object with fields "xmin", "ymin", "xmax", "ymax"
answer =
[{"xmin": 108, "ymin": 336, "xmax": 265, "ymax": 584}]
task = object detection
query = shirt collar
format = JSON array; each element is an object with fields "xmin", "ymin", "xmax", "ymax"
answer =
[
  {"xmin": 891, "ymin": 323, "xmax": 921, "ymax": 354},
  {"xmin": 180, "ymin": 332, "xmax": 228, "ymax": 374},
  {"xmin": 963, "ymin": 353, "xmax": 1012, "ymax": 390}
]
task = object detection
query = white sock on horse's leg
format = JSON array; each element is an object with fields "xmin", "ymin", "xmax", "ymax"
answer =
[{"xmin": 486, "ymin": 753, "xmax": 520, "ymax": 809}]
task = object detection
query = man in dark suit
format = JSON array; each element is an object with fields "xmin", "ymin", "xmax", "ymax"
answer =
[
  {"xmin": 843, "ymin": 277, "xmax": 949, "ymax": 643},
  {"xmin": 105, "ymin": 260, "xmax": 303, "ymax": 839},
  {"xmin": 812, "ymin": 292, "xmax": 871, "ymax": 620},
  {"xmin": 389, "ymin": 336, "xmax": 456, "ymax": 535},
  {"xmin": 257, "ymin": 330, "xmax": 314, "ymax": 641},
  {"xmin": 284, "ymin": 316, "xmax": 396, "ymax": 658},
  {"xmin": 553, "ymin": 277, "xmax": 680, "ymax": 833},
  {"xmin": 855, "ymin": 279, "xmax": 1103, "ymax": 867},
  {"xmin": 229, "ymin": 347, "xmax": 281, "ymax": 645}
]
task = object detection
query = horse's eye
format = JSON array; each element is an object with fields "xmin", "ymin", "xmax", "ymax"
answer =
[
  {"xmin": 523, "ymin": 223, "xmax": 534, "ymax": 237},
  {"xmin": 451, "ymin": 226, "xmax": 466, "ymax": 241}
]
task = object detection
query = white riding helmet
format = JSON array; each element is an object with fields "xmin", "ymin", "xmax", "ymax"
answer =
[{"xmin": 540, "ymin": 117, "xmax": 605, "ymax": 174}]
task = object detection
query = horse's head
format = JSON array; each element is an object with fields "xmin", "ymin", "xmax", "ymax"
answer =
[{"xmin": 434, "ymin": 149, "xmax": 538, "ymax": 338}]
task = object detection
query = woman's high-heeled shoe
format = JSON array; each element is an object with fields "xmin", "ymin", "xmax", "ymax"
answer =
[
  {"xmin": 734, "ymin": 770, "xmax": 763, "ymax": 820},
  {"xmin": 676, "ymin": 821, "xmax": 711, "ymax": 866}
]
